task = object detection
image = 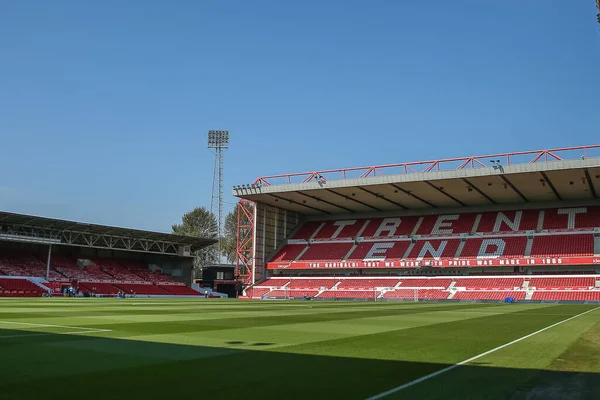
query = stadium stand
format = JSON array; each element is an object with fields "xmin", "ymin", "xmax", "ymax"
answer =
[
  {"xmin": 0, "ymin": 211, "xmax": 216, "ymax": 298},
  {"xmin": 246, "ymin": 275, "xmax": 600, "ymax": 301},
  {"xmin": 0, "ymin": 250, "xmax": 203, "ymax": 297},
  {"xmin": 268, "ymin": 207, "xmax": 600, "ymax": 267},
  {"xmin": 453, "ymin": 291, "xmax": 526, "ymax": 301},
  {"xmin": 234, "ymin": 145, "xmax": 600, "ymax": 303},
  {"xmin": 0, "ymin": 277, "xmax": 43, "ymax": 297}
]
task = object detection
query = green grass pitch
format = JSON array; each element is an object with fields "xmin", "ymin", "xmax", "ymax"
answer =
[{"xmin": 0, "ymin": 299, "xmax": 599, "ymax": 399}]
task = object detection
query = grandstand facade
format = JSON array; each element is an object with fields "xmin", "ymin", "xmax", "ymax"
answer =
[
  {"xmin": 233, "ymin": 145, "xmax": 600, "ymax": 302},
  {"xmin": 0, "ymin": 212, "xmax": 216, "ymax": 297}
]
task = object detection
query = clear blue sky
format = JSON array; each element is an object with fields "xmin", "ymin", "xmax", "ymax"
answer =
[{"xmin": 1, "ymin": 1, "xmax": 599, "ymax": 232}]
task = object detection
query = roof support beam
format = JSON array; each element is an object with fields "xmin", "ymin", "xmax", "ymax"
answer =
[
  {"xmin": 358, "ymin": 187, "xmax": 408, "ymax": 209},
  {"xmin": 500, "ymin": 175, "xmax": 529, "ymax": 202},
  {"xmin": 268, "ymin": 194, "xmax": 330, "ymax": 214},
  {"xmin": 584, "ymin": 168, "xmax": 597, "ymax": 198},
  {"xmin": 297, "ymin": 192, "xmax": 356, "ymax": 213},
  {"xmin": 462, "ymin": 178, "xmax": 496, "ymax": 204},
  {"xmin": 389, "ymin": 184, "xmax": 436, "ymax": 208},
  {"xmin": 1, "ymin": 225, "xmax": 188, "ymax": 256},
  {"xmin": 326, "ymin": 189, "xmax": 382, "ymax": 212},
  {"xmin": 540, "ymin": 172, "xmax": 562, "ymax": 201},
  {"xmin": 425, "ymin": 182, "xmax": 466, "ymax": 206}
]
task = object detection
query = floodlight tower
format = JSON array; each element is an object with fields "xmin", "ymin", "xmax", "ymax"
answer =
[{"xmin": 208, "ymin": 130, "xmax": 229, "ymax": 258}]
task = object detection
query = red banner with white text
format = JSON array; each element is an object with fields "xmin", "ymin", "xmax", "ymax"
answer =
[{"xmin": 266, "ymin": 256, "xmax": 600, "ymax": 270}]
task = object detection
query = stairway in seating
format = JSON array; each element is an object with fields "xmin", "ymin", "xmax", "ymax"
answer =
[
  {"xmin": 447, "ymin": 290, "xmax": 457, "ymax": 299},
  {"xmin": 454, "ymin": 240, "xmax": 466, "ymax": 258},
  {"xmin": 343, "ymin": 244, "xmax": 357, "ymax": 261},
  {"xmin": 522, "ymin": 279, "xmax": 530, "ymax": 290},
  {"xmin": 27, "ymin": 278, "xmax": 51, "ymax": 293},
  {"xmin": 293, "ymin": 246, "xmax": 310, "ymax": 262},
  {"xmin": 525, "ymin": 290, "xmax": 534, "ymax": 300},
  {"xmin": 524, "ymin": 237, "xmax": 534, "ymax": 257}
]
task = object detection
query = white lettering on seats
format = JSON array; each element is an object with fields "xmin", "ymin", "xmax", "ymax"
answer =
[
  {"xmin": 374, "ymin": 218, "xmax": 401, "ymax": 237},
  {"xmin": 432, "ymin": 215, "xmax": 459, "ymax": 234},
  {"xmin": 477, "ymin": 239, "xmax": 506, "ymax": 258},
  {"xmin": 417, "ymin": 241, "xmax": 447, "ymax": 260},
  {"xmin": 493, "ymin": 211, "xmax": 522, "ymax": 232},
  {"xmin": 332, "ymin": 220, "xmax": 356, "ymax": 238},
  {"xmin": 558, "ymin": 207, "xmax": 587, "ymax": 229},
  {"xmin": 365, "ymin": 243, "xmax": 394, "ymax": 260}
]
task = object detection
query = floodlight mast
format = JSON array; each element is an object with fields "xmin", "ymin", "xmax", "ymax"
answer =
[{"xmin": 208, "ymin": 130, "xmax": 229, "ymax": 261}]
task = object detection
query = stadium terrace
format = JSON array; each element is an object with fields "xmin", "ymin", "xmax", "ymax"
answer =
[
  {"xmin": 0, "ymin": 211, "xmax": 222, "ymax": 298},
  {"xmin": 233, "ymin": 144, "xmax": 600, "ymax": 302}
]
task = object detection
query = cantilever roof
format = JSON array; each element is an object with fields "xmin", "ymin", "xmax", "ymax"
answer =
[
  {"xmin": 0, "ymin": 211, "xmax": 216, "ymax": 250},
  {"xmin": 233, "ymin": 145, "xmax": 600, "ymax": 216}
]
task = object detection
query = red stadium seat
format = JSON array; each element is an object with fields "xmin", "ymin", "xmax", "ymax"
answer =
[{"xmin": 267, "ymin": 206, "xmax": 600, "ymax": 269}]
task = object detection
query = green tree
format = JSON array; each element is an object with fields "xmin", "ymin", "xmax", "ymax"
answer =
[{"xmin": 172, "ymin": 207, "xmax": 218, "ymax": 279}]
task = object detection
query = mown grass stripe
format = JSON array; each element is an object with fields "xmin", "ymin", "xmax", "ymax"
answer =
[{"xmin": 365, "ymin": 306, "xmax": 600, "ymax": 400}]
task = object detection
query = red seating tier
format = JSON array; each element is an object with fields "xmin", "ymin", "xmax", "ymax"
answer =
[
  {"xmin": 532, "ymin": 291, "xmax": 600, "ymax": 301},
  {"xmin": 398, "ymin": 278, "xmax": 453, "ymax": 288},
  {"xmin": 350, "ymin": 242, "xmax": 410, "ymax": 260},
  {"xmin": 453, "ymin": 291, "xmax": 526, "ymax": 300},
  {"xmin": 528, "ymin": 277, "xmax": 595, "ymax": 289},
  {"xmin": 259, "ymin": 278, "xmax": 290, "ymax": 287},
  {"xmin": 318, "ymin": 290, "xmax": 380, "ymax": 299},
  {"xmin": 158, "ymin": 285, "xmax": 200, "ymax": 295},
  {"xmin": 459, "ymin": 237, "xmax": 528, "ymax": 259},
  {"xmin": 452, "ymin": 278, "xmax": 524, "ymax": 290},
  {"xmin": 246, "ymin": 287, "xmax": 272, "ymax": 298},
  {"xmin": 267, "ymin": 289, "xmax": 319, "ymax": 298},
  {"xmin": 383, "ymin": 289, "xmax": 448, "ymax": 299},
  {"xmin": 250, "ymin": 276, "xmax": 600, "ymax": 301},
  {"xmin": 530, "ymin": 235, "xmax": 594, "ymax": 257},
  {"xmin": 288, "ymin": 206, "xmax": 600, "ymax": 241},
  {"xmin": 337, "ymin": 278, "xmax": 400, "ymax": 289},
  {"xmin": 299, "ymin": 243, "xmax": 353, "ymax": 261},
  {"xmin": 117, "ymin": 283, "xmax": 169, "ymax": 295},
  {"xmin": 287, "ymin": 279, "xmax": 338, "ymax": 289},
  {"xmin": 407, "ymin": 239, "xmax": 460, "ymax": 259},
  {"xmin": 271, "ymin": 244, "xmax": 306, "ymax": 262},
  {"xmin": 0, "ymin": 278, "xmax": 43, "ymax": 297}
]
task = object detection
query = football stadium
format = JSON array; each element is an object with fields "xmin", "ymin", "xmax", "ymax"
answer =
[
  {"xmin": 3, "ymin": 2, "xmax": 600, "ymax": 399},
  {"xmin": 2, "ymin": 145, "xmax": 600, "ymax": 399}
]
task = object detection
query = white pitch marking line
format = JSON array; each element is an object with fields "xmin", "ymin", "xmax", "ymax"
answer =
[
  {"xmin": 0, "ymin": 329, "xmax": 112, "ymax": 339},
  {"xmin": 0, "ymin": 320, "xmax": 104, "ymax": 331},
  {"xmin": 365, "ymin": 306, "xmax": 600, "ymax": 400}
]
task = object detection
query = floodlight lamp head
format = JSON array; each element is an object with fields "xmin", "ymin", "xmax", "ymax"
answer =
[{"xmin": 208, "ymin": 130, "xmax": 229, "ymax": 149}]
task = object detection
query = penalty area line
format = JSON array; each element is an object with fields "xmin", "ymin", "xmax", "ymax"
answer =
[{"xmin": 365, "ymin": 306, "xmax": 600, "ymax": 400}]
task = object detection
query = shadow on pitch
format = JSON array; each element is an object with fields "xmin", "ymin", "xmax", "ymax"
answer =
[{"xmin": 0, "ymin": 328, "xmax": 598, "ymax": 400}]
